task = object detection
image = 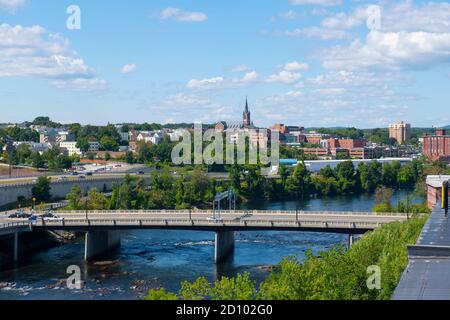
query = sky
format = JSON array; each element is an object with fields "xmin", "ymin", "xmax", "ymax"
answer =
[{"xmin": 0, "ymin": 0, "xmax": 449, "ymax": 128}]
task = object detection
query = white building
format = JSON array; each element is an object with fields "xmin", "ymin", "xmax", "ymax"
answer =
[
  {"xmin": 59, "ymin": 141, "xmax": 81, "ymax": 156},
  {"xmin": 59, "ymin": 141, "xmax": 99, "ymax": 156}
]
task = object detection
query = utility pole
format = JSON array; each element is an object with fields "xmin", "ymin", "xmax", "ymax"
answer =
[{"xmin": 85, "ymin": 188, "xmax": 88, "ymax": 220}]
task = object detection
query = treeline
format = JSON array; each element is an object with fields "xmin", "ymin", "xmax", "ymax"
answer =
[
  {"xmin": 2, "ymin": 145, "xmax": 79, "ymax": 171},
  {"xmin": 60, "ymin": 159, "xmax": 427, "ymax": 212},
  {"xmin": 147, "ymin": 214, "xmax": 427, "ymax": 300},
  {"xmin": 229, "ymin": 159, "xmax": 424, "ymax": 202},
  {"xmin": 65, "ymin": 170, "xmax": 218, "ymax": 211}
]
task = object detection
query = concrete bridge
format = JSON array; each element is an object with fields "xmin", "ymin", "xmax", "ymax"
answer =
[{"xmin": 2, "ymin": 210, "xmax": 408, "ymax": 264}]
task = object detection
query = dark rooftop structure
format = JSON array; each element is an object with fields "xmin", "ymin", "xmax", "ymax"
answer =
[{"xmin": 393, "ymin": 205, "xmax": 450, "ymax": 300}]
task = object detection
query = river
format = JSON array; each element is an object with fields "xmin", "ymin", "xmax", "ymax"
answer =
[{"xmin": 0, "ymin": 192, "xmax": 422, "ymax": 300}]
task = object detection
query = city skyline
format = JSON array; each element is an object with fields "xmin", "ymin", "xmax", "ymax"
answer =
[{"xmin": 1, "ymin": 0, "xmax": 450, "ymax": 128}]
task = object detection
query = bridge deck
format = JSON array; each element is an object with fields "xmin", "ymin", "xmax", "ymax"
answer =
[{"xmin": 30, "ymin": 210, "xmax": 408, "ymax": 233}]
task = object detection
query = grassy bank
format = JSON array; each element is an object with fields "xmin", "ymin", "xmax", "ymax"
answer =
[{"xmin": 147, "ymin": 214, "xmax": 428, "ymax": 300}]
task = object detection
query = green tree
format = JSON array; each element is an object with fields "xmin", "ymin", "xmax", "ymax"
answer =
[
  {"xmin": 76, "ymin": 138, "xmax": 90, "ymax": 154},
  {"xmin": 287, "ymin": 163, "xmax": 311, "ymax": 200},
  {"xmin": 32, "ymin": 176, "xmax": 52, "ymax": 202},
  {"xmin": 88, "ymin": 188, "xmax": 107, "ymax": 210},
  {"xmin": 66, "ymin": 185, "xmax": 83, "ymax": 210}
]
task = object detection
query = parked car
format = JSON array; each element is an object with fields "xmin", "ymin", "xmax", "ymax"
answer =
[
  {"xmin": 58, "ymin": 176, "xmax": 67, "ymax": 181},
  {"xmin": 136, "ymin": 171, "xmax": 145, "ymax": 175},
  {"xmin": 86, "ymin": 172, "xmax": 93, "ymax": 176}
]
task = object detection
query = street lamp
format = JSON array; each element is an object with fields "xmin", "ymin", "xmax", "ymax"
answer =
[{"xmin": 85, "ymin": 188, "xmax": 88, "ymax": 220}]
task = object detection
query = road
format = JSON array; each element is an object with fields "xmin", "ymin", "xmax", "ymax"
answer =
[
  {"xmin": 15, "ymin": 210, "xmax": 407, "ymax": 233},
  {"xmin": 0, "ymin": 163, "xmax": 152, "ymax": 186}
]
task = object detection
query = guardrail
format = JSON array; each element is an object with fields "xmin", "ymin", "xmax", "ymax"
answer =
[
  {"xmin": 0, "ymin": 176, "xmax": 124, "ymax": 188},
  {"xmin": 0, "ymin": 221, "xmax": 31, "ymax": 230},
  {"xmin": 51, "ymin": 209, "xmax": 408, "ymax": 217},
  {"xmin": 35, "ymin": 215, "xmax": 405, "ymax": 230}
]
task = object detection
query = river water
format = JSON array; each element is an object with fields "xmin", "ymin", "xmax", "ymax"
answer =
[{"xmin": 0, "ymin": 192, "xmax": 421, "ymax": 300}]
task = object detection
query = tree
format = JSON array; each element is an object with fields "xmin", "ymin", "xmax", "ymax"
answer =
[
  {"xmin": 229, "ymin": 164, "xmax": 242, "ymax": 194},
  {"xmin": 88, "ymin": 188, "xmax": 107, "ymax": 210},
  {"xmin": 397, "ymin": 165, "xmax": 416, "ymax": 189},
  {"xmin": 66, "ymin": 185, "xmax": 83, "ymax": 210},
  {"xmin": 100, "ymin": 136, "xmax": 119, "ymax": 151},
  {"xmin": 287, "ymin": 163, "xmax": 311, "ymax": 199},
  {"xmin": 56, "ymin": 154, "xmax": 73, "ymax": 169},
  {"xmin": 335, "ymin": 161, "xmax": 357, "ymax": 194},
  {"xmin": 382, "ymin": 161, "xmax": 401, "ymax": 189},
  {"xmin": 76, "ymin": 137, "xmax": 90, "ymax": 153},
  {"xmin": 32, "ymin": 176, "xmax": 52, "ymax": 202},
  {"xmin": 357, "ymin": 161, "xmax": 382, "ymax": 193},
  {"xmin": 30, "ymin": 152, "xmax": 45, "ymax": 169}
]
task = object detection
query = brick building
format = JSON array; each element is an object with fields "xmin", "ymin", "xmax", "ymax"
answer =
[{"xmin": 423, "ymin": 129, "xmax": 450, "ymax": 162}]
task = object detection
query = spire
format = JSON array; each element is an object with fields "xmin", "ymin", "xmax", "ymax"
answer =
[{"xmin": 245, "ymin": 96, "xmax": 249, "ymax": 113}]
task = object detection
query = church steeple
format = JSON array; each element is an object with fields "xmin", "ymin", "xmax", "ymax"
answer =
[{"xmin": 243, "ymin": 97, "xmax": 251, "ymax": 127}]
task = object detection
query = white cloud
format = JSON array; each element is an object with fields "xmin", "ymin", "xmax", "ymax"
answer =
[
  {"xmin": 234, "ymin": 71, "xmax": 258, "ymax": 84},
  {"xmin": 0, "ymin": 24, "xmax": 105, "ymax": 91},
  {"xmin": 121, "ymin": 63, "xmax": 137, "ymax": 74},
  {"xmin": 280, "ymin": 10, "xmax": 297, "ymax": 20},
  {"xmin": 186, "ymin": 76, "xmax": 224, "ymax": 89},
  {"xmin": 290, "ymin": 0, "xmax": 341, "ymax": 6},
  {"xmin": 281, "ymin": 26, "xmax": 349, "ymax": 40},
  {"xmin": 266, "ymin": 70, "xmax": 302, "ymax": 84},
  {"xmin": 283, "ymin": 61, "xmax": 309, "ymax": 71},
  {"xmin": 231, "ymin": 64, "xmax": 249, "ymax": 72},
  {"xmin": 0, "ymin": 0, "xmax": 25, "ymax": 12},
  {"xmin": 323, "ymin": 31, "xmax": 450, "ymax": 71},
  {"xmin": 160, "ymin": 7, "xmax": 207, "ymax": 22},
  {"xmin": 51, "ymin": 78, "xmax": 107, "ymax": 91}
]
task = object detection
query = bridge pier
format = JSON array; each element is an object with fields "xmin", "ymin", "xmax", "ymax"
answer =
[
  {"xmin": 13, "ymin": 232, "xmax": 19, "ymax": 262},
  {"xmin": 84, "ymin": 231, "xmax": 121, "ymax": 262},
  {"xmin": 214, "ymin": 231, "xmax": 235, "ymax": 264},
  {"xmin": 348, "ymin": 234, "xmax": 354, "ymax": 248}
]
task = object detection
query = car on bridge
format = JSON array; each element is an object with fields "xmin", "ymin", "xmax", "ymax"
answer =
[
  {"xmin": 8, "ymin": 211, "xmax": 30, "ymax": 219},
  {"xmin": 39, "ymin": 212, "xmax": 64, "ymax": 221}
]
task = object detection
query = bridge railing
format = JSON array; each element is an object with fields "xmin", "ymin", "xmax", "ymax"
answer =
[
  {"xmin": 0, "ymin": 221, "xmax": 31, "ymax": 229},
  {"xmin": 50, "ymin": 209, "xmax": 408, "ymax": 217},
  {"xmin": 35, "ymin": 217, "xmax": 403, "ymax": 230}
]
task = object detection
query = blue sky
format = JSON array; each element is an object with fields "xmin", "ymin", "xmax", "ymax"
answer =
[{"xmin": 0, "ymin": 0, "xmax": 449, "ymax": 128}]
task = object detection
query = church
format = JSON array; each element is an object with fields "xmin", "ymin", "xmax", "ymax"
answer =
[
  {"xmin": 215, "ymin": 98, "xmax": 255, "ymax": 132},
  {"xmin": 214, "ymin": 98, "xmax": 268, "ymax": 148}
]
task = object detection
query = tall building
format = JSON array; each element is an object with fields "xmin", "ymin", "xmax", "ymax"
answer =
[
  {"xmin": 389, "ymin": 121, "xmax": 411, "ymax": 145},
  {"xmin": 423, "ymin": 128, "xmax": 450, "ymax": 162}
]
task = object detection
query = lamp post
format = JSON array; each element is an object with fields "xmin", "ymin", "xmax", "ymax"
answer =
[{"xmin": 85, "ymin": 188, "xmax": 88, "ymax": 221}]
